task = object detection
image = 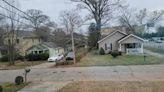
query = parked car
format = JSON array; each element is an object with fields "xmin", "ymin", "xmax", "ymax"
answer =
[
  {"xmin": 66, "ymin": 52, "xmax": 75, "ymax": 60},
  {"xmin": 48, "ymin": 54, "xmax": 64, "ymax": 62}
]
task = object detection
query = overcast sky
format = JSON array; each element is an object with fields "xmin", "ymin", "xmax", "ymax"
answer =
[{"xmin": 19, "ymin": 0, "xmax": 164, "ymax": 23}]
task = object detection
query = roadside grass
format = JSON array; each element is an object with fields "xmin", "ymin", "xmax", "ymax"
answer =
[
  {"xmin": 74, "ymin": 53, "xmax": 163, "ymax": 66},
  {"xmin": 0, "ymin": 61, "xmax": 46, "ymax": 70},
  {"xmin": 58, "ymin": 81, "xmax": 164, "ymax": 92},
  {"xmin": 0, "ymin": 83, "xmax": 28, "ymax": 92},
  {"xmin": 145, "ymin": 47, "xmax": 164, "ymax": 54}
]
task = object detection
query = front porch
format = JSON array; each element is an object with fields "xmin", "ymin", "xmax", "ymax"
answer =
[{"xmin": 119, "ymin": 43, "xmax": 143, "ymax": 54}]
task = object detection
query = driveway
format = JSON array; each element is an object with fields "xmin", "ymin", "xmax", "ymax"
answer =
[{"xmin": 0, "ymin": 65, "xmax": 164, "ymax": 92}]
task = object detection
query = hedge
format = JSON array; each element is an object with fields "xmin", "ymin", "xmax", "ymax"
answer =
[{"xmin": 25, "ymin": 53, "xmax": 49, "ymax": 61}]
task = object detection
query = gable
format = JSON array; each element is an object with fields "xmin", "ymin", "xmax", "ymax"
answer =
[
  {"xmin": 98, "ymin": 30, "xmax": 127, "ymax": 43},
  {"xmin": 119, "ymin": 34, "xmax": 145, "ymax": 44}
]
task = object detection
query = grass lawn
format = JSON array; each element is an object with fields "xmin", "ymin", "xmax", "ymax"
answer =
[
  {"xmin": 0, "ymin": 83, "xmax": 28, "ymax": 92},
  {"xmin": 74, "ymin": 53, "xmax": 163, "ymax": 67},
  {"xmin": 145, "ymin": 47, "xmax": 164, "ymax": 54},
  {"xmin": 58, "ymin": 81, "xmax": 164, "ymax": 92},
  {"xmin": 0, "ymin": 61, "xmax": 46, "ymax": 70}
]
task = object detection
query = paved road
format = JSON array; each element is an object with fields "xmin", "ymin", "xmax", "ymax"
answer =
[
  {"xmin": 1, "ymin": 65, "xmax": 164, "ymax": 92},
  {"xmin": 1, "ymin": 65, "xmax": 164, "ymax": 83}
]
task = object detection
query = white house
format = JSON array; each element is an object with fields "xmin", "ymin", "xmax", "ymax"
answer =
[{"xmin": 98, "ymin": 30, "xmax": 145, "ymax": 54}]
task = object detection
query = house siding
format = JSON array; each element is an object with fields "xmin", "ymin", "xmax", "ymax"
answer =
[
  {"xmin": 4, "ymin": 36, "xmax": 41, "ymax": 56},
  {"xmin": 99, "ymin": 32, "xmax": 126, "ymax": 53}
]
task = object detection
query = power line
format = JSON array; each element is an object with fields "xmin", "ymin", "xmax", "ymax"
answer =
[
  {"xmin": 0, "ymin": 13, "xmax": 28, "ymax": 25},
  {"xmin": 0, "ymin": 4, "xmax": 25, "ymax": 18},
  {"xmin": 1, "ymin": 0, "xmax": 31, "ymax": 18}
]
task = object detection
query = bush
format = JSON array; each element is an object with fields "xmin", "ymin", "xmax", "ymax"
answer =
[
  {"xmin": 39, "ymin": 53, "xmax": 49, "ymax": 60},
  {"xmin": 0, "ymin": 53, "xmax": 24, "ymax": 62},
  {"xmin": 75, "ymin": 48, "xmax": 88, "ymax": 62},
  {"xmin": 0, "ymin": 55, "xmax": 9, "ymax": 62},
  {"xmin": 15, "ymin": 76, "xmax": 24, "ymax": 85},
  {"xmin": 99, "ymin": 48, "xmax": 105, "ymax": 55},
  {"xmin": 0, "ymin": 85, "xmax": 3, "ymax": 92},
  {"xmin": 111, "ymin": 51, "xmax": 120, "ymax": 58},
  {"xmin": 25, "ymin": 53, "xmax": 49, "ymax": 61}
]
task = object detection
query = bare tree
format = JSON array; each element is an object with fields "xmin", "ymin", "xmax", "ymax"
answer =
[
  {"xmin": 2, "ymin": 0, "xmax": 22, "ymax": 65},
  {"xmin": 119, "ymin": 8, "xmax": 164, "ymax": 34},
  {"xmin": 71, "ymin": 0, "xmax": 124, "ymax": 40},
  {"xmin": 60, "ymin": 10, "xmax": 82, "ymax": 63},
  {"xmin": 119, "ymin": 8, "xmax": 137, "ymax": 34},
  {"xmin": 147, "ymin": 10, "xmax": 164, "ymax": 24},
  {"xmin": 0, "ymin": 16, "xmax": 5, "ymax": 46},
  {"xmin": 23, "ymin": 9, "xmax": 50, "ymax": 32},
  {"xmin": 135, "ymin": 8, "xmax": 147, "ymax": 25}
]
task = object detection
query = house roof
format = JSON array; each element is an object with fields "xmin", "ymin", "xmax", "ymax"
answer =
[
  {"xmin": 43, "ymin": 42, "xmax": 60, "ymax": 48},
  {"xmin": 17, "ymin": 31, "xmax": 39, "ymax": 38},
  {"xmin": 118, "ymin": 34, "xmax": 145, "ymax": 43},
  {"xmin": 26, "ymin": 44, "xmax": 48, "ymax": 51},
  {"xmin": 98, "ymin": 30, "xmax": 127, "ymax": 43}
]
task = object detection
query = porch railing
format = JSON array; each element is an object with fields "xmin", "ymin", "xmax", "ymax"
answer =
[{"xmin": 126, "ymin": 48, "xmax": 143, "ymax": 54}]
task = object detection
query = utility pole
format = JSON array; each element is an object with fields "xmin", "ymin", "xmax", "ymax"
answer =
[{"xmin": 71, "ymin": 28, "xmax": 76, "ymax": 64}]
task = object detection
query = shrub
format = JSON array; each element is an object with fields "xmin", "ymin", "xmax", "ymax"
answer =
[
  {"xmin": 0, "ymin": 85, "xmax": 3, "ymax": 92},
  {"xmin": 15, "ymin": 76, "xmax": 24, "ymax": 85},
  {"xmin": 26, "ymin": 53, "xmax": 49, "ymax": 61},
  {"xmin": 39, "ymin": 53, "xmax": 49, "ymax": 60},
  {"xmin": 111, "ymin": 51, "xmax": 120, "ymax": 58},
  {"xmin": 0, "ymin": 55, "xmax": 9, "ymax": 62},
  {"xmin": 75, "ymin": 48, "xmax": 88, "ymax": 62},
  {"xmin": 76, "ymin": 53, "xmax": 82, "ymax": 62},
  {"xmin": 99, "ymin": 48, "xmax": 105, "ymax": 55},
  {"xmin": 0, "ymin": 53, "xmax": 24, "ymax": 62}
]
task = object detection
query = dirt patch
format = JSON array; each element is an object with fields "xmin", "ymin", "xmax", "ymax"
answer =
[{"xmin": 58, "ymin": 81, "xmax": 164, "ymax": 92}]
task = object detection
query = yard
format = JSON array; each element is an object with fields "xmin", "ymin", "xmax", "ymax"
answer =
[
  {"xmin": 0, "ymin": 61, "xmax": 46, "ymax": 70},
  {"xmin": 74, "ymin": 52, "xmax": 163, "ymax": 67},
  {"xmin": 145, "ymin": 47, "xmax": 164, "ymax": 54},
  {"xmin": 58, "ymin": 81, "xmax": 164, "ymax": 92},
  {"xmin": 0, "ymin": 83, "xmax": 28, "ymax": 92}
]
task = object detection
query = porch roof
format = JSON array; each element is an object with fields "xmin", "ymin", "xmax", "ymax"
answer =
[{"xmin": 118, "ymin": 34, "xmax": 145, "ymax": 44}]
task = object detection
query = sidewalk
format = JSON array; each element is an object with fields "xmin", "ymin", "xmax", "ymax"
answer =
[
  {"xmin": 144, "ymin": 49, "xmax": 164, "ymax": 59},
  {"xmin": 18, "ymin": 81, "xmax": 71, "ymax": 92}
]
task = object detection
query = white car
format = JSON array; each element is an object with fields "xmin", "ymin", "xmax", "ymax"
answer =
[{"xmin": 48, "ymin": 54, "xmax": 64, "ymax": 62}]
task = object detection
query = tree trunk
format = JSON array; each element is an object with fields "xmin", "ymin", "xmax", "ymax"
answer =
[{"xmin": 96, "ymin": 19, "xmax": 101, "ymax": 49}]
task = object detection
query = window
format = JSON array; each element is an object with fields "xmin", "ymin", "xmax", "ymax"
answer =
[
  {"xmin": 126, "ymin": 43, "xmax": 136, "ymax": 48},
  {"xmin": 35, "ymin": 51, "xmax": 38, "ymax": 54},
  {"xmin": 105, "ymin": 43, "xmax": 107, "ymax": 50},
  {"xmin": 110, "ymin": 44, "xmax": 113, "ymax": 50},
  {"xmin": 16, "ymin": 39, "xmax": 19, "ymax": 44},
  {"xmin": 8, "ymin": 39, "xmax": 11, "ymax": 44},
  {"xmin": 39, "ymin": 51, "xmax": 43, "ymax": 54}
]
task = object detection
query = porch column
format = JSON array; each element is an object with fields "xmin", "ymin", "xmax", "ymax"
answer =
[
  {"xmin": 141, "ymin": 43, "xmax": 143, "ymax": 53},
  {"xmin": 119, "ymin": 44, "xmax": 122, "ymax": 51}
]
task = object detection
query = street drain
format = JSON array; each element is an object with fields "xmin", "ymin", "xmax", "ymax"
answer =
[{"xmin": 53, "ymin": 72, "xmax": 57, "ymax": 73}]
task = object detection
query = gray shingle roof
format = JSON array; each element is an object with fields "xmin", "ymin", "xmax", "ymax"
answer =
[
  {"xmin": 17, "ymin": 31, "xmax": 38, "ymax": 38},
  {"xmin": 43, "ymin": 42, "xmax": 59, "ymax": 48}
]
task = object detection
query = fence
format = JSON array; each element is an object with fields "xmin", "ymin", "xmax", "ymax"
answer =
[{"xmin": 144, "ymin": 42, "xmax": 164, "ymax": 50}]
